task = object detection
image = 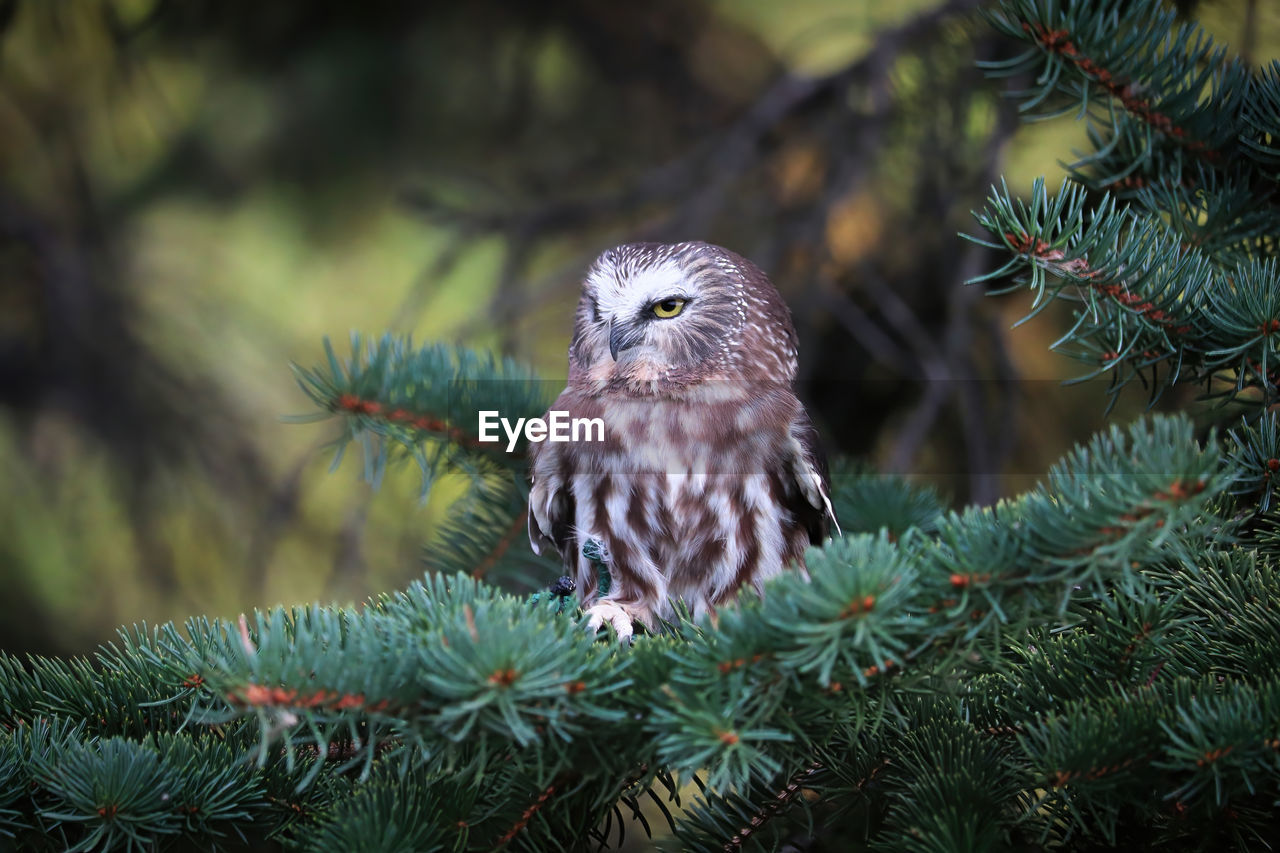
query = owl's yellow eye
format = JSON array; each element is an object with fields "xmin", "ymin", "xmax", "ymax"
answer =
[{"xmin": 652, "ymin": 298, "xmax": 686, "ymax": 319}]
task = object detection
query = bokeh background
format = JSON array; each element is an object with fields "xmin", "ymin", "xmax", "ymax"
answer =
[{"xmin": 1, "ymin": 0, "xmax": 1275, "ymax": 655}]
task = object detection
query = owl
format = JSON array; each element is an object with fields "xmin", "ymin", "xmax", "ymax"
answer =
[{"xmin": 527, "ymin": 241, "xmax": 837, "ymax": 641}]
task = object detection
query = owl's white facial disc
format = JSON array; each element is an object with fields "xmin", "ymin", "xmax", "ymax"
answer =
[
  {"xmin": 588, "ymin": 258, "xmax": 691, "ymax": 329},
  {"xmin": 585, "ymin": 255, "xmax": 705, "ymax": 368},
  {"xmin": 571, "ymin": 242, "xmax": 754, "ymax": 388}
]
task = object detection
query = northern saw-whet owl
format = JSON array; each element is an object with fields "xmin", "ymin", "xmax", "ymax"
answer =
[{"xmin": 528, "ymin": 241, "xmax": 837, "ymax": 641}]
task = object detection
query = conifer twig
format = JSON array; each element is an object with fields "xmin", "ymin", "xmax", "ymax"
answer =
[
  {"xmin": 493, "ymin": 780, "xmax": 560, "ymax": 848},
  {"xmin": 723, "ymin": 761, "xmax": 822, "ymax": 853},
  {"xmin": 471, "ymin": 505, "xmax": 529, "ymax": 579},
  {"xmin": 1019, "ymin": 22, "xmax": 1218, "ymax": 160}
]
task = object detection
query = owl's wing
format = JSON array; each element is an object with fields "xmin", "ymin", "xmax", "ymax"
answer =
[
  {"xmin": 783, "ymin": 408, "xmax": 840, "ymax": 543},
  {"xmin": 527, "ymin": 438, "xmax": 577, "ymax": 562}
]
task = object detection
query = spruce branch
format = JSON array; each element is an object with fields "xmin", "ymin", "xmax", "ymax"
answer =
[
  {"xmin": 721, "ymin": 761, "xmax": 821, "ymax": 853},
  {"xmin": 290, "ymin": 767, "xmax": 461, "ymax": 853},
  {"xmin": 972, "ymin": 178, "xmax": 1201, "ymax": 337},
  {"xmin": 1226, "ymin": 411, "xmax": 1280, "ymax": 513},
  {"xmin": 982, "ymin": 0, "xmax": 1248, "ymax": 165},
  {"xmin": 1243, "ymin": 61, "xmax": 1280, "ymax": 173},
  {"xmin": 2, "ymin": 407, "xmax": 1275, "ymax": 848},
  {"xmin": 291, "ymin": 335, "xmax": 551, "ymax": 490},
  {"xmin": 293, "ymin": 335, "xmax": 561, "ymax": 585},
  {"xmin": 978, "ymin": 0, "xmax": 1277, "ymax": 291},
  {"xmin": 971, "ymin": 178, "xmax": 1280, "ymax": 404},
  {"xmin": 828, "ymin": 463, "xmax": 945, "ymax": 542},
  {"xmin": 643, "ymin": 415, "xmax": 1234, "ymax": 803},
  {"xmin": 492, "ymin": 778, "xmax": 561, "ymax": 849},
  {"xmin": 877, "ymin": 712, "xmax": 1025, "ymax": 851}
]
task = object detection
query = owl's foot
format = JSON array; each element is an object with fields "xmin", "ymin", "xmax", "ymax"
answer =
[{"xmin": 583, "ymin": 600, "xmax": 642, "ymax": 643}]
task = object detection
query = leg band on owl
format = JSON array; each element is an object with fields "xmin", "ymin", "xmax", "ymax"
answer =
[{"xmin": 582, "ymin": 537, "xmax": 612, "ymax": 598}]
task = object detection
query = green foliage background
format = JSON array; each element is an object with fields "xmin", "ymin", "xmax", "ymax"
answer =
[
  {"xmin": 0, "ymin": 0, "xmax": 1275, "ymax": 655},
  {"xmin": 1, "ymin": 1, "xmax": 1279, "ymax": 850}
]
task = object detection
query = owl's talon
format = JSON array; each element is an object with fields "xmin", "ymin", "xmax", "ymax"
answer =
[{"xmin": 584, "ymin": 601, "xmax": 636, "ymax": 643}]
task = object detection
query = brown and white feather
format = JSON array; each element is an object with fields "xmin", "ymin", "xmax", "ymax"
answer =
[{"xmin": 529, "ymin": 241, "xmax": 835, "ymax": 634}]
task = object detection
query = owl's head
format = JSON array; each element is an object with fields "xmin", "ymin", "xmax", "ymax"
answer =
[{"xmin": 568, "ymin": 241, "xmax": 799, "ymax": 392}]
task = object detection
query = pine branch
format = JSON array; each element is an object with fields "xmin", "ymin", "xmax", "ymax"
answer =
[
  {"xmin": 4, "ymin": 406, "xmax": 1277, "ymax": 848},
  {"xmin": 971, "ymin": 178, "xmax": 1280, "ymax": 405},
  {"xmin": 722, "ymin": 761, "xmax": 821, "ymax": 853},
  {"xmin": 982, "ymin": 0, "xmax": 1250, "ymax": 170},
  {"xmin": 1243, "ymin": 61, "xmax": 1280, "ymax": 172},
  {"xmin": 828, "ymin": 463, "xmax": 945, "ymax": 542},
  {"xmin": 469, "ymin": 500, "xmax": 532, "ymax": 579},
  {"xmin": 291, "ymin": 335, "xmax": 551, "ymax": 491},
  {"xmin": 1226, "ymin": 411, "xmax": 1280, "ymax": 512},
  {"xmin": 292, "ymin": 335, "xmax": 563, "ymax": 588},
  {"xmin": 1012, "ymin": 18, "xmax": 1221, "ymax": 161},
  {"xmin": 493, "ymin": 778, "xmax": 561, "ymax": 849},
  {"xmin": 978, "ymin": 0, "xmax": 1278, "ymax": 301}
]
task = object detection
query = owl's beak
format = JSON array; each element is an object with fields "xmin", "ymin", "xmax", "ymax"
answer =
[{"xmin": 607, "ymin": 320, "xmax": 641, "ymax": 361}]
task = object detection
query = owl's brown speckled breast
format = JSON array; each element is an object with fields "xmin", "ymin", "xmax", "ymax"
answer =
[{"xmin": 555, "ymin": 386, "xmax": 802, "ymax": 622}]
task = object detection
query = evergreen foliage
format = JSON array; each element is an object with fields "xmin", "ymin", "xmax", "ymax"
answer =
[
  {"xmin": 973, "ymin": 0, "xmax": 1278, "ymax": 406},
  {"xmin": 290, "ymin": 335, "xmax": 559, "ymax": 584},
  {"xmin": 3, "ymin": 0, "xmax": 1280, "ymax": 850}
]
